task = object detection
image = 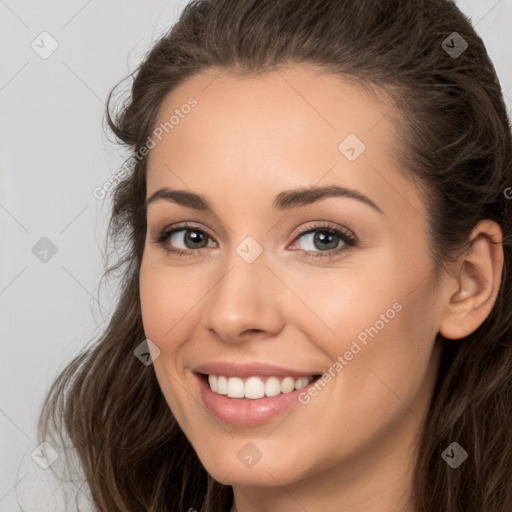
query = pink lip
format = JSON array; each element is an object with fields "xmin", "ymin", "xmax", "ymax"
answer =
[
  {"xmin": 193, "ymin": 370, "xmax": 320, "ymax": 427},
  {"xmin": 193, "ymin": 361, "xmax": 318, "ymax": 379}
]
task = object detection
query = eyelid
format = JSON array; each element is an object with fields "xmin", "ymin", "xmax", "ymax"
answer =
[
  {"xmin": 153, "ymin": 221, "xmax": 215, "ymax": 241},
  {"xmin": 289, "ymin": 220, "xmax": 356, "ymax": 242}
]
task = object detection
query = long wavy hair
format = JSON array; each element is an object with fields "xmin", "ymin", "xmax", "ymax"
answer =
[{"xmin": 37, "ymin": 0, "xmax": 512, "ymax": 510}]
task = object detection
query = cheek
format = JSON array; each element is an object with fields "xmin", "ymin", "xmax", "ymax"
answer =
[
  {"xmin": 281, "ymin": 264, "xmax": 402, "ymax": 358},
  {"xmin": 334, "ymin": 281, "xmax": 439, "ymax": 424},
  {"xmin": 139, "ymin": 259, "xmax": 205, "ymax": 343},
  {"xmin": 139, "ymin": 262, "xmax": 204, "ymax": 427},
  {"xmin": 288, "ymin": 258, "xmax": 437, "ymax": 405},
  {"xmin": 139, "ymin": 270, "xmax": 172, "ymax": 342}
]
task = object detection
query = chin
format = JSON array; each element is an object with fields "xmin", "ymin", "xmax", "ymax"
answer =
[{"xmin": 194, "ymin": 440, "xmax": 312, "ymax": 488}]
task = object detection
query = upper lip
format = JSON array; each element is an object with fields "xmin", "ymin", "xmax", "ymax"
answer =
[{"xmin": 193, "ymin": 361, "xmax": 321, "ymax": 378}]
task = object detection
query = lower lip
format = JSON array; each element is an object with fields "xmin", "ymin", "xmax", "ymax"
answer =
[{"xmin": 195, "ymin": 373, "xmax": 317, "ymax": 426}]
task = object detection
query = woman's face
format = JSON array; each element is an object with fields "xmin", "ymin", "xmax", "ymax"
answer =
[{"xmin": 140, "ymin": 65, "xmax": 444, "ymax": 491}]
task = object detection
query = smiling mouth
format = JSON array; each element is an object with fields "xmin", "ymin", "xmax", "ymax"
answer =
[{"xmin": 197, "ymin": 373, "xmax": 322, "ymax": 399}]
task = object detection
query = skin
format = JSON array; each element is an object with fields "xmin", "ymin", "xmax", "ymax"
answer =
[{"xmin": 139, "ymin": 65, "xmax": 503, "ymax": 512}]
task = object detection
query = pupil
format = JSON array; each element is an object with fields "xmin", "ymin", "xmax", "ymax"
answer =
[
  {"xmin": 315, "ymin": 232, "xmax": 337, "ymax": 250},
  {"xmin": 185, "ymin": 230, "xmax": 206, "ymax": 248}
]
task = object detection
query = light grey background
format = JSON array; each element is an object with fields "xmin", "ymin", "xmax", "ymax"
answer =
[{"xmin": 1, "ymin": 0, "xmax": 511, "ymax": 510}]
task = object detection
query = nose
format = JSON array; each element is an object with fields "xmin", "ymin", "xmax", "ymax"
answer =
[{"xmin": 201, "ymin": 247, "xmax": 284, "ymax": 343}]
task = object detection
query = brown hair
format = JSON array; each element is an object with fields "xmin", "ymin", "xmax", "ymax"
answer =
[{"xmin": 37, "ymin": 0, "xmax": 512, "ymax": 510}]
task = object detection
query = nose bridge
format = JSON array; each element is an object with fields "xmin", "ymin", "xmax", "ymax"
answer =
[{"xmin": 202, "ymin": 238, "xmax": 283, "ymax": 340}]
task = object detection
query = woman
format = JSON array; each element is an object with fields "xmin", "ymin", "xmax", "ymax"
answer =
[{"xmin": 37, "ymin": 0, "xmax": 512, "ymax": 510}]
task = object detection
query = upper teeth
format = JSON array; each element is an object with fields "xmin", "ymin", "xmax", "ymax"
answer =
[{"xmin": 207, "ymin": 375, "xmax": 313, "ymax": 399}]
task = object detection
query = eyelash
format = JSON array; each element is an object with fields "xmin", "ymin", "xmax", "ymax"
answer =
[{"xmin": 151, "ymin": 221, "xmax": 358, "ymax": 260}]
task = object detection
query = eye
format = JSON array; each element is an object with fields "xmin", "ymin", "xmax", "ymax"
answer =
[
  {"xmin": 152, "ymin": 222, "xmax": 216, "ymax": 258},
  {"xmin": 151, "ymin": 221, "xmax": 358, "ymax": 259},
  {"xmin": 288, "ymin": 221, "xmax": 358, "ymax": 259}
]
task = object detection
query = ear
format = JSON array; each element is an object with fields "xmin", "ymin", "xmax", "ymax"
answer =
[{"xmin": 439, "ymin": 219, "xmax": 504, "ymax": 340}]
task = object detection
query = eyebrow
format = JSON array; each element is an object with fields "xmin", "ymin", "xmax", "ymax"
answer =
[{"xmin": 145, "ymin": 184, "xmax": 384, "ymax": 214}]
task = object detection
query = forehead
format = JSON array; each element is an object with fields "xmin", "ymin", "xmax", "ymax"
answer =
[
  {"xmin": 149, "ymin": 64, "xmax": 399, "ymax": 157},
  {"xmin": 145, "ymin": 64, "xmax": 425, "ymax": 222}
]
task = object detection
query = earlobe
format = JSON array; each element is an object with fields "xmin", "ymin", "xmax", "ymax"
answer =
[{"xmin": 438, "ymin": 220, "xmax": 503, "ymax": 341}]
